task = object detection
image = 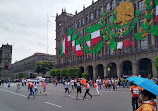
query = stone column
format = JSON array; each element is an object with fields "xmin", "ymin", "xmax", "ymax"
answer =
[
  {"xmin": 152, "ymin": 61, "xmax": 157, "ymax": 77},
  {"xmin": 132, "ymin": 62, "xmax": 138, "ymax": 75},
  {"xmin": 117, "ymin": 64, "xmax": 121, "ymax": 77},
  {"xmin": 104, "ymin": 64, "xmax": 107, "ymax": 77},
  {"xmin": 93, "ymin": 67, "xmax": 96, "ymax": 79}
]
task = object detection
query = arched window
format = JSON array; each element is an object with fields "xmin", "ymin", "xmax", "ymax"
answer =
[{"xmin": 112, "ymin": 0, "xmax": 116, "ymax": 10}]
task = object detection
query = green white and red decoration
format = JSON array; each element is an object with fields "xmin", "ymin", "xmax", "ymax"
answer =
[
  {"xmin": 76, "ymin": 39, "xmax": 84, "ymax": 56},
  {"xmin": 72, "ymin": 33, "xmax": 79, "ymax": 52},
  {"xmin": 60, "ymin": 35, "xmax": 68, "ymax": 57},
  {"xmin": 86, "ymin": 23, "xmax": 101, "ymax": 46},
  {"xmin": 67, "ymin": 29, "xmax": 75, "ymax": 46},
  {"xmin": 60, "ymin": 0, "xmax": 158, "ymax": 58},
  {"xmin": 86, "ymin": 34, "xmax": 91, "ymax": 47}
]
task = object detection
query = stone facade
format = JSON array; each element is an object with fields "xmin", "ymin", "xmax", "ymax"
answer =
[
  {"xmin": 56, "ymin": 0, "xmax": 158, "ymax": 78},
  {"xmin": 11, "ymin": 53, "xmax": 56, "ymax": 78},
  {"xmin": 0, "ymin": 44, "xmax": 12, "ymax": 80}
]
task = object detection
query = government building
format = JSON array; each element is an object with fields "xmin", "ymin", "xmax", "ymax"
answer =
[
  {"xmin": 11, "ymin": 53, "xmax": 56, "ymax": 78},
  {"xmin": 56, "ymin": 0, "xmax": 158, "ymax": 79},
  {"xmin": 0, "ymin": 44, "xmax": 12, "ymax": 81}
]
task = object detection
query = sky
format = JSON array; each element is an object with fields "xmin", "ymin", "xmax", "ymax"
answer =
[{"xmin": 0, "ymin": 0, "xmax": 97, "ymax": 63}]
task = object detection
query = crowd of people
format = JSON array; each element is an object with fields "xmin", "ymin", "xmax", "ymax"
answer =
[{"xmin": 2, "ymin": 76, "xmax": 157, "ymax": 111}]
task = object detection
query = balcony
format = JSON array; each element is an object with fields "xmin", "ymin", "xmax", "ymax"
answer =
[{"xmin": 56, "ymin": 44, "xmax": 158, "ymax": 67}]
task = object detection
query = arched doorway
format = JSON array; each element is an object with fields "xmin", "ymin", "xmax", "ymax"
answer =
[
  {"xmin": 79, "ymin": 66, "xmax": 84, "ymax": 78},
  {"xmin": 138, "ymin": 58, "xmax": 152, "ymax": 78},
  {"xmin": 122, "ymin": 60, "xmax": 132, "ymax": 76},
  {"xmin": 107, "ymin": 62, "xmax": 117, "ymax": 78},
  {"xmin": 96, "ymin": 64, "xmax": 104, "ymax": 79},
  {"xmin": 86, "ymin": 65, "xmax": 93, "ymax": 79}
]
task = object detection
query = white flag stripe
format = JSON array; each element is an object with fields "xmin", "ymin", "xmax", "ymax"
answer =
[
  {"xmin": 72, "ymin": 41, "xmax": 75, "ymax": 46},
  {"xmin": 62, "ymin": 38, "xmax": 65, "ymax": 54},
  {"xmin": 91, "ymin": 30, "xmax": 100, "ymax": 39},
  {"xmin": 156, "ymin": 6, "xmax": 158, "ymax": 15},
  {"xmin": 86, "ymin": 41, "xmax": 91, "ymax": 47},
  {"xmin": 76, "ymin": 45, "xmax": 81, "ymax": 51},
  {"xmin": 68, "ymin": 35, "xmax": 71, "ymax": 41}
]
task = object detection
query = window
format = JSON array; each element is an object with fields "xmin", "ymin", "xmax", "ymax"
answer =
[
  {"xmin": 106, "ymin": 3, "xmax": 110, "ymax": 12},
  {"xmin": 112, "ymin": 0, "xmax": 116, "ymax": 10},
  {"xmin": 86, "ymin": 15, "xmax": 89, "ymax": 23},
  {"xmin": 79, "ymin": 19, "xmax": 81, "ymax": 27},
  {"xmin": 82, "ymin": 18, "xmax": 85, "ymax": 25},
  {"xmin": 95, "ymin": 10, "xmax": 99, "ymax": 18},
  {"xmin": 75, "ymin": 23, "xmax": 77, "ymax": 28},
  {"xmin": 4, "ymin": 52, "xmax": 9, "ymax": 57},
  {"xmin": 139, "ymin": 18, "xmax": 144, "ymax": 27},
  {"xmin": 141, "ymin": 37, "xmax": 147, "ymax": 50},
  {"xmin": 110, "ymin": 49, "xmax": 114, "ymax": 55},
  {"xmin": 90, "ymin": 13, "xmax": 93, "ymax": 21},
  {"xmin": 148, "ymin": 34, "xmax": 151, "ymax": 46},
  {"xmin": 138, "ymin": 1, "xmax": 144, "ymax": 11},
  {"xmin": 59, "ymin": 40, "xmax": 60, "ymax": 45},
  {"xmin": 119, "ymin": 0, "xmax": 124, "ymax": 4},
  {"xmin": 100, "ymin": 7, "xmax": 103, "ymax": 16}
]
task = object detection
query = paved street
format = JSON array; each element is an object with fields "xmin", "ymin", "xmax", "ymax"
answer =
[{"xmin": 0, "ymin": 83, "xmax": 135, "ymax": 111}]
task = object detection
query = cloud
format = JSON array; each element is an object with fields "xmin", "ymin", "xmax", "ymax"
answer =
[{"xmin": 0, "ymin": 0, "xmax": 97, "ymax": 63}]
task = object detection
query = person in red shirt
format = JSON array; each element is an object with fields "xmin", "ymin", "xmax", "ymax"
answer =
[
  {"xmin": 130, "ymin": 84, "xmax": 141, "ymax": 111},
  {"xmin": 83, "ymin": 80, "xmax": 92, "ymax": 99},
  {"xmin": 55, "ymin": 79, "xmax": 58, "ymax": 86},
  {"xmin": 27, "ymin": 82, "xmax": 35, "ymax": 99}
]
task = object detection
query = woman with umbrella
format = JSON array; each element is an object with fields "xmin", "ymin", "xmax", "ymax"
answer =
[
  {"xmin": 137, "ymin": 89, "xmax": 157, "ymax": 111},
  {"xmin": 127, "ymin": 76, "xmax": 158, "ymax": 111}
]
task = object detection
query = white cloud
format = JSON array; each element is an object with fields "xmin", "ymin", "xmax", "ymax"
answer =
[{"xmin": 0, "ymin": 0, "xmax": 97, "ymax": 63}]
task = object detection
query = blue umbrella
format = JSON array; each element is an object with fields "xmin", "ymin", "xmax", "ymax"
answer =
[{"xmin": 127, "ymin": 76, "xmax": 158, "ymax": 96}]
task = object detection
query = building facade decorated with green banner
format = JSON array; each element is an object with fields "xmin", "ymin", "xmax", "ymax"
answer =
[{"xmin": 56, "ymin": 0, "xmax": 158, "ymax": 78}]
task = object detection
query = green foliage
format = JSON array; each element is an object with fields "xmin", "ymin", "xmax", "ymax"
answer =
[
  {"xmin": 154, "ymin": 56, "xmax": 158, "ymax": 71},
  {"xmin": 60, "ymin": 69, "xmax": 67, "ymax": 77},
  {"xmin": 18, "ymin": 72, "xmax": 26, "ymax": 78},
  {"xmin": 35, "ymin": 61, "xmax": 54, "ymax": 77},
  {"xmin": 82, "ymin": 73, "xmax": 89, "ymax": 79},
  {"xmin": 49, "ymin": 69, "xmax": 56, "ymax": 77},
  {"xmin": 55, "ymin": 69, "xmax": 61, "ymax": 77},
  {"xmin": 67, "ymin": 68, "xmax": 81, "ymax": 77},
  {"xmin": 148, "ymin": 26, "xmax": 158, "ymax": 36}
]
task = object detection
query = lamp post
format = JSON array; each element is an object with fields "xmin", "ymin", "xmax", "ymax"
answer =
[{"xmin": 46, "ymin": 14, "xmax": 56, "ymax": 54}]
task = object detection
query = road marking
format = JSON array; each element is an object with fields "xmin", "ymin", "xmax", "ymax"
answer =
[
  {"xmin": 45, "ymin": 102, "xmax": 62, "ymax": 108},
  {"xmin": 0, "ymin": 88, "xmax": 27, "ymax": 98}
]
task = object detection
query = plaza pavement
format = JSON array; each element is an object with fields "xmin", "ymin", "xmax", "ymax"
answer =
[{"xmin": 0, "ymin": 83, "xmax": 144, "ymax": 111}]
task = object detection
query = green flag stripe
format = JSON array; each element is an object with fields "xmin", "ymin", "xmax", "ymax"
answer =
[
  {"xmin": 85, "ymin": 34, "xmax": 91, "ymax": 41},
  {"xmin": 76, "ymin": 39, "xmax": 80, "ymax": 45},
  {"xmin": 60, "ymin": 45, "xmax": 63, "ymax": 57},
  {"xmin": 86, "ymin": 23, "xmax": 100, "ymax": 33},
  {"xmin": 68, "ymin": 29, "xmax": 75, "ymax": 36},
  {"xmin": 72, "ymin": 33, "xmax": 79, "ymax": 41}
]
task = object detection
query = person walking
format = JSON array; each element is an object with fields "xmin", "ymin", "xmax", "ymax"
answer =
[
  {"xmin": 27, "ymin": 82, "xmax": 35, "ymax": 99},
  {"xmin": 96, "ymin": 77, "xmax": 102, "ymax": 90},
  {"xmin": 94, "ymin": 81, "xmax": 100, "ymax": 95},
  {"xmin": 83, "ymin": 80, "xmax": 92, "ymax": 99},
  {"xmin": 136, "ymin": 89, "xmax": 157, "ymax": 111},
  {"xmin": 64, "ymin": 80, "xmax": 70, "ymax": 96},
  {"xmin": 70, "ymin": 79, "xmax": 75, "ymax": 93},
  {"xmin": 76, "ymin": 80, "xmax": 83, "ymax": 99},
  {"xmin": 34, "ymin": 82, "xmax": 39, "ymax": 96},
  {"xmin": 130, "ymin": 84, "xmax": 141, "ymax": 111},
  {"xmin": 16, "ymin": 82, "xmax": 21, "ymax": 92},
  {"xmin": 55, "ymin": 79, "xmax": 58, "ymax": 86}
]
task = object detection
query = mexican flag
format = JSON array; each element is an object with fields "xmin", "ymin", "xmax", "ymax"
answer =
[
  {"xmin": 76, "ymin": 39, "xmax": 84, "ymax": 56},
  {"xmin": 86, "ymin": 23, "xmax": 101, "ymax": 46},
  {"xmin": 86, "ymin": 34, "xmax": 91, "ymax": 47},
  {"xmin": 72, "ymin": 33, "xmax": 79, "ymax": 52},
  {"xmin": 60, "ymin": 35, "xmax": 68, "ymax": 57},
  {"xmin": 67, "ymin": 29, "xmax": 75, "ymax": 46}
]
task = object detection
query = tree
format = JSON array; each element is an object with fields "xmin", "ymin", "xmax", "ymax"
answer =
[
  {"xmin": 35, "ymin": 61, "xmax": 54, "ymax": 77},
  {"xmin": 82, "ymin": 73, "xmax": 89, "ymax": 79},
  {"xmin": 67, "ymin": 68, "xmax": 81, "ymax": 77},
  {"xmin": 18, "ymin": 72, "xmax": 26, "ymax": 79},
  {"xmin": 60, "ymin": 69, "xmax": 67, "ymax": 77},
  {"xmin": 49, "ymin": 69, "xmax": 56, "ymax": 77},
  {"xmin": 55, "ymin": 69, "xmax": 60, "ymax": 77}
]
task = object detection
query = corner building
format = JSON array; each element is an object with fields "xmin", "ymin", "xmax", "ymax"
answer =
[{"xmin": 56, "ymin": 0, "xmax": 158, "ymax": 79}]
